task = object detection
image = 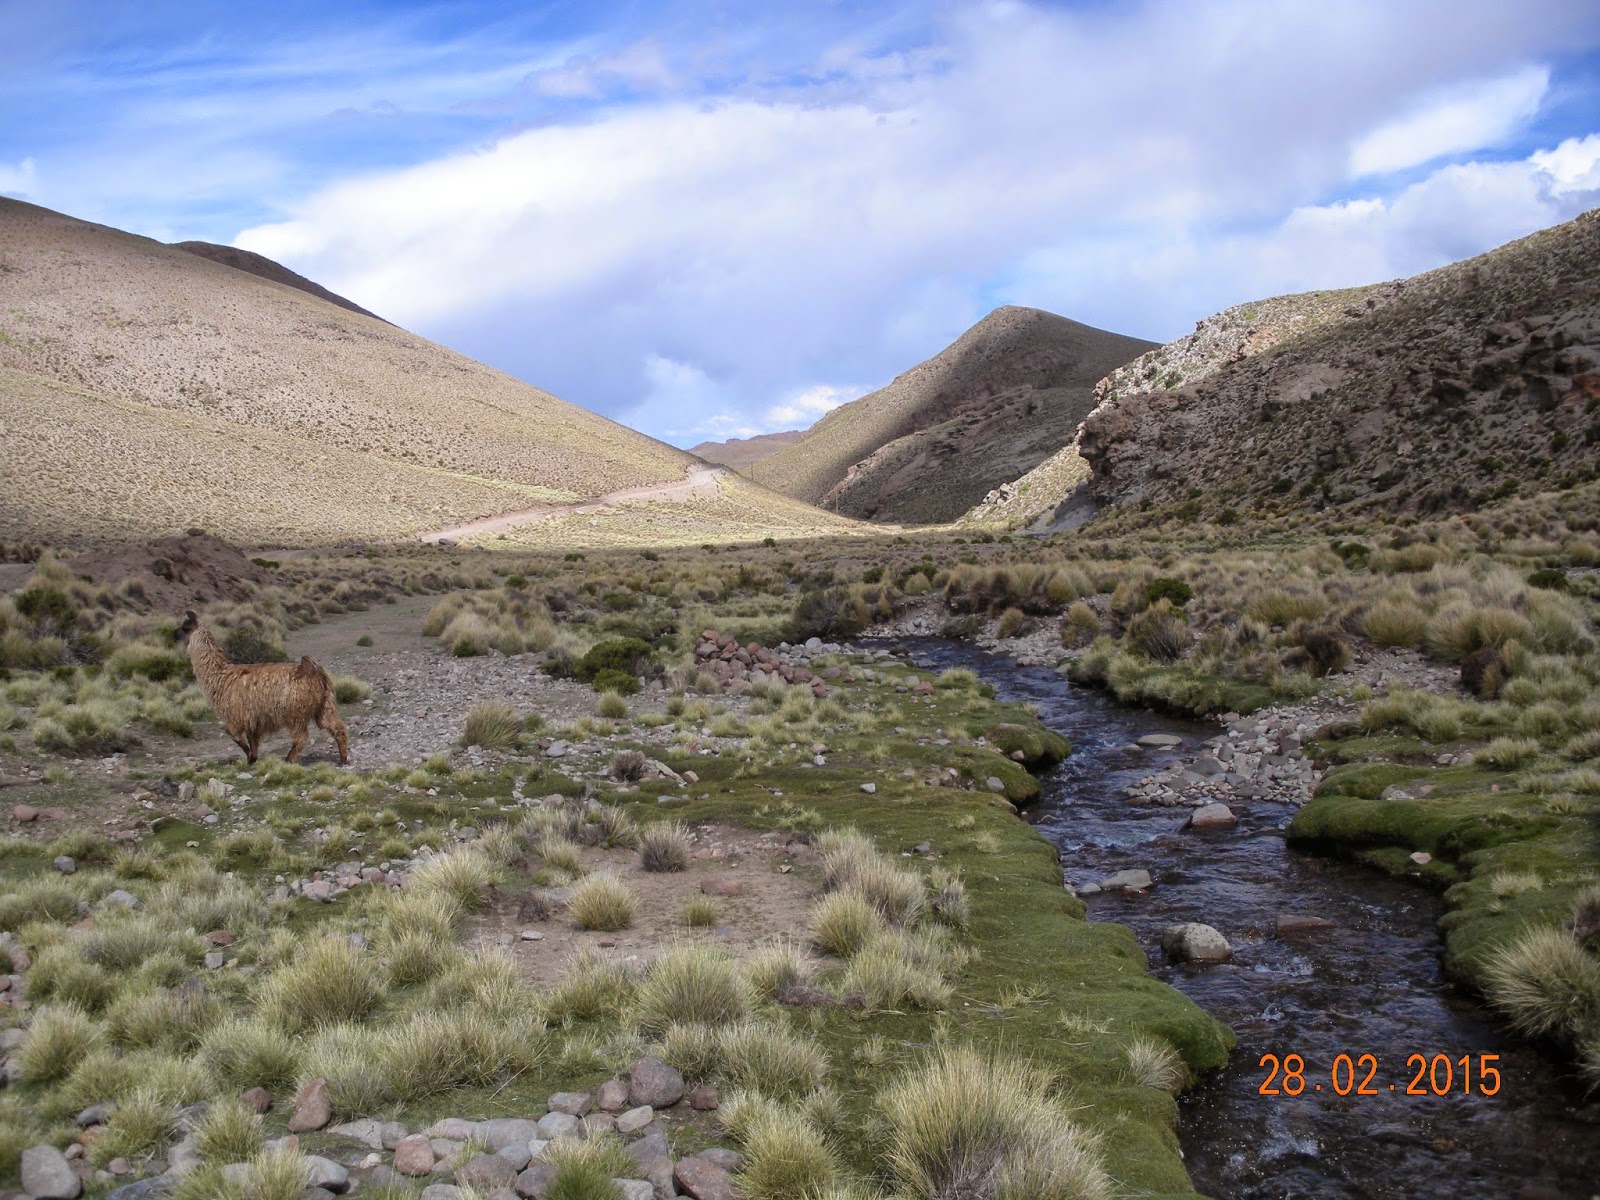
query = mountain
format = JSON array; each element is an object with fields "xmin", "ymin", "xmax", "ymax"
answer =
[
  {"xmin": 0, "ymin": 198, "xmax": 733, "ymax": 546},
  {"xmin": 1079, "ymin": 212, "xmax": 1600, "ymax": 520},
  {"xmin": 749, "ymin": 306, "xmax": 1154, "ymax": 524},
  {"xmin": 689, "ymin": 430, "xmax": 804, "ymax": 471},
  {"xmin": 171, "ymin": 240, "xmax": 385, "ymax": 321},
  {"xmin": 962, "ymin": 210, "xmax": 1600, "ymax": 529}
]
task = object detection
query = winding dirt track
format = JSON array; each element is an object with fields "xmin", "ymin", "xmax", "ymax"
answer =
[{"xmin": 415, "ymin": 465, "xmax": 727, "ymax": 543}]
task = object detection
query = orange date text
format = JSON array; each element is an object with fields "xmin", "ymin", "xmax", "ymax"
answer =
[{"xmin": 1257, "ymin": 1052, "xmax": 1501, "ymax": 1097}]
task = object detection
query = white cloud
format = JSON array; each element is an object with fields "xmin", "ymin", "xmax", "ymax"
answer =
[
  {"xmin": 763, "ymin": 383, "xmax": 860, "ymax": 429},
  {"xmin": 219, "ymin": 0, "xmax": 1599, "ymax": 444},
  {"xmin": 1350, "ymin": 65, "xmax": 1549, "ymax": 176},
  {"xmin": 0, "ymin": 156, "xmax": 37, "ymax": 197}
]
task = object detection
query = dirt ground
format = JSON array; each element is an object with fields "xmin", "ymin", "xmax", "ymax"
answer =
[{"xmin": 469, "ymin": 824, "xmax": 825, "ymax": 988}]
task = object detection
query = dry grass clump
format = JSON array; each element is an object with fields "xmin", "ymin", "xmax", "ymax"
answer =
[
  {"xmin": 1482, "ymin": 925, "xmax": 1600, "ymax": 1041},
  {"xmin": 812, "ymin": 890, "xmax": 885, "ymax": 958},
  {"xmin": 199, "ymin": 1017, "xmax": 305, "ymax": 1091},
  {"xmin": 410, "ymin": 847, "xmax": 501, "ymax": 910},
  {"xmin": 14, "ymin": 1004, "xmax": 104, "ymax": 1084},
  {"xmin": 1476, "ymin": 737, "xmax": 1544, "ymax": 769},
  {"xmin": 258, "ymin": 935, "xmax": 383, "ymax": 1033},
  {"xmin": 879, "ymin": 1045, "xmax": 1111, "ymax": 1200},
  {"xmin": 683, "ymin": 896, "xmax": 719, "ymax": 928},
  {"xmin": 194, "ymin": 1094, "xmax": 266, "ymax": 1163},
  {"xmin": 638, "ymin": 820, "xmax": 691, "ymax": 872},
  {"xmin": 724, "ymin": 1094, "xmax": 844, "ymax": 1200},
  {"xmin": 632, "ymin": 942, "xmax": 752, "ymax": 1033},
  {"xmin": 570, "ymin": 873, "xmax": 638, "ymax": 931},
  {"xmin": 840, "ymin": 928, "xmax": 962, "ymax": 1012},
  {"xmin": 744, "ymin": 939, "xmax": 812, "ymax": 1002},
  {"xmin": 816, "ymin": 827, "xmax": 925, "ymax": 924},
  {"xmin": 461, "ymin": 701, "xmax": 522, "ymax": 751},
  {"xmin": 716, "ymin": 1021, "xmax": 831, "ymax": 1099},
  {"xmin": 1124, "ymin": 1035, "xmax": 1186, "ymax": 1092},
  {"xmin": 540, "ymin": 949, "xmax": 640, "ymax": 1026}
]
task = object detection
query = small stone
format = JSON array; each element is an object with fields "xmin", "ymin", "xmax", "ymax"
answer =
[
  {"xmin": 614, "ymin": 1181, "xmax": 655, "ymax": 1200},
  {"xmin": 1186, "ymin": 803, "xmax": 1237, "ymax": 830},
  {"xmin": 240, "ymin": 1087, "xmax": 272, "ymax": 1114},
  {"xmin": 545, "ymin": 741, "xmax": 570, "ymax": 758},
  {"xmin": 515, "ymin": 1163, "xmax": 559, "ymax": 1199},
  {"xmin": 1276, "ymin": 915, "xmax": 1335, "ymax": 935},
  {"xmin": 455, "ymin": 1153, "xmax": 517, "ymax": 1192},
  {"xmin": 1100, "ymin": 869, "xmax": 1153, "ymax": 892},
  {"xmin": 477, "ymin": 1117, "xmax": 543, "ymax": 1151},
  {"xmin": 698, "ymin": 876, "xmax": 743, "ymax": 898},
  {"xmin": 548, "ymin": 1091, "xmax": 593, "ymax": 1116},
  {"xmin": 104, "ymin": 1179, "xmax": 174, "ymax": 1200},
  {"xmin": 102, "ymin": 889, "xmax": 140, "ymax": 909},
  {"xmin": 380, "ymin": 1121, "xmax": 410, "ymax": 1149},
  {"xmin": 691, "ymin": 1148, "xmax": 743, "ymax": 1173},
  {"xmin": 12, "ymin": 804, "xmax": 40, "ymax": 822},
  {"xmin": 535, "ymin": 1112, "xmax": 580, "ymax": 1140},
  {"xmin": 859, "ymin": 783, "xmax": 876, "ymax": 794},
  {"xmin": 425, "ymin": 1118, "xmax": 477, "ymax": 1141},
  {"xmin": 674, "ymin": 1156, "xmax": 739, "ymax": 1200},
  {"xmin": 328, "ymin": 1119, "xmax": 385, "ymax": 1150},
  {"xmin": 1161, "ymin": 923, "xmax": 1233, "ymax": 964},
  {"xmin": 421, "ymin": 1187, "xmax": 466, "ymax": 1200},
  {"xmin": 616, "ymin": 1105, "xmax": 654, "ymax": 1134},
  {"xmin": 301, "ymin": 1154, "xmax": 350, "ymax": 1193},
  {"xmin": 203, "ymin": 950, "xmax": 225, "ymax": 969},
  {"xmin": 688, "ymin": 1085, "xmax": 719, "ymax": 1111},
  {"xmin": 628, "ymin": 1056, "xmax": 685, "ymax": 1108},
  {"xmin": 1138, "ymin": 734, "xmax": 1183, "ymax": 748},
  {"xmin": 75, "ymin": 1102, "xmax": 115, "ymax": 1128},
  {"xmin": 582, "ymin": 1113, "xmax": 617, "ymax": 1139},
  {"xmin": 596, "ymin": 1079, "xmax": 630, "ymax": 1112},
  {"xmin": 985, "ymin": 776, "xmax": 1005, "ymax": 792},
  {"xmin": 393, "ymin": 1134, "xmax": 435, "ymax": 1177},
  {"xmin": 287, "ymin": 1078, "xmax": 332, "ymax": 1132},
  {"xmin": 52, "ymin": 855, "xmax": 77, "ymax": 874},
  {"xmin": 1409, "ymin": 851, "xmax": 1433, "ymax": 865},
  {"xmin": 21, "ymin": 1144, "xmax": 82, "ymax": 1198},
  {"xmin": 520, "ymin": 929, "xmax": 544, "ymax": 941},
  {"xmin": 495, "ymin": 1144, "xmax": 533, "ymax": 1172}
]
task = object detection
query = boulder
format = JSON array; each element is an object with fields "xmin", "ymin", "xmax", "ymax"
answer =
[
  {"xmin": 456, "ymin": 1154, "xmax": 518, "ymax": 1192},
  {"xmin": 301, "ymin": 1154, "xmax": 351, "ymax": 1193},
  {"xmin": 547, "ymin": 1091, "xmax": 593, "ymax": 1116},
  {"xmin": 478, "ymin": 1118, "xmax": 543, "ymax": 1151},
  {"xmin": 393, "ymin": 1134, "xmax": 436, "ymax": 1176},
  {"xmin": 21, "ymin": 1144, "xmax": 82, "ymax": 1199},
  {"xmin": 1161, "ymin": 923, "xmax": 1233, "ymax": 964},
  {"xmin": 288, "ymin": 1078, "xmax": 332, "ymax": 1132},
  {"xmin": 673, "ymin": 1157, "xmax": 739, "ymax": 1200},
  {"xmin": 596, "ymin": 1079, "xmax": 630, "ymax": 1112},
  {"xmin": 1186, "ymin": 803, "xmax": 1237, "ymax": 830},
  {"xmin": 1100, "ymin": 869, "xmax": 1153, "ymax": 892},
  {"xmin": 628, "ymin": 1056, "xmax": 685, "ymax": 1108}
]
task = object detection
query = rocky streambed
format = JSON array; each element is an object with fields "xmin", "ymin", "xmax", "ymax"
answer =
[{"xmin": 892, "ymin": 638, "xmax": 1599, "ymax": 1200}]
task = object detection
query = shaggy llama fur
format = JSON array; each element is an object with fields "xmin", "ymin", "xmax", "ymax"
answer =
[{"xmin": 179, "ymin": 610, "xmax": 349, "ymax": 764}]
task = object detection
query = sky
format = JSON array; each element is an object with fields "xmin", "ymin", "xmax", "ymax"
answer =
[{"xmin": 3, "ymin": 1, "xmax": 1599, "ymax": 447}]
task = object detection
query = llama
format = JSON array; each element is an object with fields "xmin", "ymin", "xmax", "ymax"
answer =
[{"xmin": 178, "ymin": 611, "xmax": 349, "ymax": 765}]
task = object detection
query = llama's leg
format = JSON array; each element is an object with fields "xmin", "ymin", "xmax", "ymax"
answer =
[
  {"xmin": 285, "ymin": 723, "xmax": 309, "ymax": 763},
  {"xmin": 245, "ymin": 732, "xmax": 261, "ymax": 764},
  {"xmin": 318, "ymin": 697, "xmax": 351, "ymax": 765},
  {"xmin": 228, "ymin": 731, "xmax": 252, "ymax": 763}
]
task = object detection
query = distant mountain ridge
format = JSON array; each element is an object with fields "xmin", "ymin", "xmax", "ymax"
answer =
[
  {"xmin": 690, "ymin": 430, "xmax": 804, "ymax": 471},
  {"xmin": 750, "ymin": 306, "xmax": 1154, "ymax": 524}
]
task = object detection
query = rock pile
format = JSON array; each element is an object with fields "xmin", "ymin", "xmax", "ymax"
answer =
[
  {"xmin": 692, "ymin": 630, "xmax": 827, "ymax": 695},
  {"xmin": 15, "ymin": 1057, "xmax": 742, "ymax": 1200},
  {"xmin": 1123, "ymin": 709, "xmax": 1323, "ymax": 809}
]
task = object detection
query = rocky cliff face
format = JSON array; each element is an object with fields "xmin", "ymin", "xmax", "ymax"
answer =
[{"xmin": 1077, "ymin": 211, "xmax": 1600, "ymax": 519}]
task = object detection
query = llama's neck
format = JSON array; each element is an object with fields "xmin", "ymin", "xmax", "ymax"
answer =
[{"xmin": 187, "ymin": 625, "xmax": 231, "ymax": 697}]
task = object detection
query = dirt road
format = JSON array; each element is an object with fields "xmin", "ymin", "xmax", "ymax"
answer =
[{"xmin": 415, "ymin": 464, "xmax": 727, "ymax": 544}]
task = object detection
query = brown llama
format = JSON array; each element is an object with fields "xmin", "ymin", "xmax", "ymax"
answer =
[{"xmin": 178, "ymin": 611, "xmax": 349, "ymax": 765}]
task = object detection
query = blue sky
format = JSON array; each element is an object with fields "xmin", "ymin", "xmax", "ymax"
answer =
[{"xmin": 4, "ymin": 1, "xmax": 1599, "ymax": 446}]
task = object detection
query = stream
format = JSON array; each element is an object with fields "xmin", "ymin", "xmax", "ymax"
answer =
[{"xmin": 885, "ymin": 638, "xmax": 1600, "ymax": 1200}]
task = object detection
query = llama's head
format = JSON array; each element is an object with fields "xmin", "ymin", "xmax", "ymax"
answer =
[{"xmin": 177, "ymin": 610, "xmax": 200, "ymax": 644}]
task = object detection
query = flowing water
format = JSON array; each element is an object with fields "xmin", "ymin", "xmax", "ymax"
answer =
[{"xmin": 884, "ymin": 639, "xmax": 1600, "ymax": 1200}]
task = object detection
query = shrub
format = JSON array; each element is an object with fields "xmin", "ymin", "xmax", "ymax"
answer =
[
  {"xmin": 639, "ymin": 821, "xmax": 690, "ymax": 872},
  {"xmin": 591, "ymin": 667, "xmax": 640, "ymax": 695},
  {"xmin": 996, "ymin": 607, "xmax": 1029, "ymax": 639},
  {"xmin": 1476, "ymin": 738, "xmax": 1542, "ymax": 769},
  {"xmin": 1364, "ymin": 600, "xmax": 1428, "ymax": 647},
  {"xmin": 1295, "ymin": 628, "xmax": 1351, "ymax": 677},
  {"xmin": 460, "ymin": 701, "xmax": 522, "ymax": 751},
  {"xmin": 570, "ymin": 873, "xmax": 637, "ymax": 931},
  {"xmin": 789, "ymin": 587, "xmax": 870, "ymax": 642},
  {"xmin": 577, "ymin": 638, "xmax": 656, "ymax": 683},
  {"xmin": 1482, "ymin": 926, "xmax": 1600, "ymax": 1041},
  {"xmin": 222, "ymin": 625, "xmax": 287, "ymax": 664},
  {"xmin": 544, "ymin": 1136, "xmax": 635, "ymax": 1199},
  {"xmin": 1528, "ymin": 568, "xmax": 1569, "ymax": 591},
  {"xmin": 633, "ymin": 942, "xmax": 752, "ymax": 1033},
  {"xmin": 840, "ymin": 931, "xmax": 954, "ymax": 1011},
  {"xmin": 332, "ymin": 676, "xmax": 370, "ymax": 704},
  {"xmin": 879, "ymin": 1046, "xmax": 1111, "ymax": 1200},
  {"xmin": 1144, "ymin": 577, "xmax": 1193, "ymax": 608}
]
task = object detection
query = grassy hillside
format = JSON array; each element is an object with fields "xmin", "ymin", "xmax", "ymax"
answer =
[
  {"xmin": 689, "ymin": 430, "xmax": 804, "ymax": 472},
  {"xmin": 750, "ymin": 306, "xmax": 1152, "ymax": 524},
  {"xmin": 0, "ymin": 198, "xmax": 701, "ymax": 544}
]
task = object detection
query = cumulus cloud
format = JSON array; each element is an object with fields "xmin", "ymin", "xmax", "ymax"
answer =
[
  {"xmin": 1349, "ymin": 65, "xmax": 1550, "ymax": 177},
  {"xmin": 0, "ymin": 157, "xmax": 37, "ymax": 198},
  {"xmin": 208, "ymin": 1, "xmax": 1600, "ymax": 445}
]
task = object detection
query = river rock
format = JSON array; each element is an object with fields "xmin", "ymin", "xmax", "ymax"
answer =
[
  {"xmin": 1161, "ymin": 923, "xmax": 1233, "ymax": 963},
  {"xmin": 1409, "ymin": 851, "xmax": 1433, "ymax": 865},
  {"xmin": 515, "ymin": 1162, "xmax": 559, "ymax": 1198},
  {"xmin": 548, "ymin": 1091, "xmax": 592, "ymax": 1116},
  {"xmin": 596, "ymin": 1079, "xmax": 630, "ymax": 1112},
  {"xmin": 1187, "ymin": 803, "xmax": 1237, "ymax": 830},
  {"xmin": 301, "ymin": 1155, "xmax": 350, "ymax": 1193},
  {"xmin": 1276, "ymin": 914, "xmax": 1334, "ymax": 935},
  {"xmin": 479, "ymin": 1117, "xmax": 543, "ymax": 1150},
  {"xmin": 21, "ymin": 1144, "xmax": 82, "ymax": 1198},
  {"xmin": 674, "ymin": 1156, "xmax": 739, "ymax": 1200},
  {"xmin": 628, "ymin": 1056, "xmax": 684, "ymax": 1108},
  {"xmin": 1100, "ymin": 868, "xmax": 1153, "ymax": 892},
  {"xmin": 393, "ymin": 1135, "xmax": 435, "ymax": 1176},
  {"xmin": 456, "ymin": 1154, "xmax": 518, "ymax": 1192},
  {"xmin": 288, "ymin": 1078, "xmax": 332, "ymax": 1131},
  {"xmin": 1138, "ymin": 734, "xmax": 1183, "ymax": 748}
]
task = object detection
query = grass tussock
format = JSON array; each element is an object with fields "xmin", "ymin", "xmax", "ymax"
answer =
[
  {"xmin": 638, "ymin": 821, "xmax": 691, "ymax": 872},
  {"xmin": 259, "ymin": 935, "xmax": 383, "ymax": 1033},
  {"xmin": 569, "ymin": 872, "xmax": 638, "ymax": 931},
  {"xmin": 632, "ymin": 942, "xmax": 753, "ymax": 1033},
  {"xmin": 1482, "ymin": 925, "xmax": 1600, "ymax": 1042},
  {"xmin": 879, "ymin": 1045, "xmax": 1112, "ymax": 1200}
]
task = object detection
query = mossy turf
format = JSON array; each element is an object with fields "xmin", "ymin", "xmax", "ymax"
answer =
[
  {"xmin": 0, "ymin": 658, "xmax": 1228, "ymax": 1198},
  {"xmin": 1289, "ymin": 739, "xmax": 1599, "ymax": 991}
]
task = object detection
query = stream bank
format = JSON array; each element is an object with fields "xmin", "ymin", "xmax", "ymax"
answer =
[{"xmin": 892, "ymin": 637, "xmax": 1600, "ymax": 1200}]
